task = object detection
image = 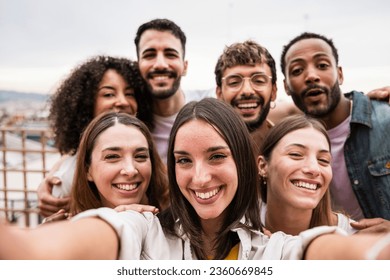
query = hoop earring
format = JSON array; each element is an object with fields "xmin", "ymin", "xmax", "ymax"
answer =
[{"xmin": 270, "ymin": 101, "xmax": 276, "ymax": 109}]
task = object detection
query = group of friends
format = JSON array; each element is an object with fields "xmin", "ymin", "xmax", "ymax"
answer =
[{"xmin": 1, "ymin": 18, "xmax": 390, "ymax": 260}]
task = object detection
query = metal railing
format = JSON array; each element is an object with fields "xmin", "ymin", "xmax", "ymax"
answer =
[{"xmin": 0, "ymin": 126, "xmax": 60, "ymax": 227}]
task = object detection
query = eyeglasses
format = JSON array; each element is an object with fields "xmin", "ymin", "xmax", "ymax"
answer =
[{"xmin": 222, "ymin": 73, "xmax": 272, "ymax": 92}]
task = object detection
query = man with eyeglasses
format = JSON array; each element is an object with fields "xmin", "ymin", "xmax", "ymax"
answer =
[{"xmin": 214, "ymin": 40, "xmax": 277, "ymax": 155}]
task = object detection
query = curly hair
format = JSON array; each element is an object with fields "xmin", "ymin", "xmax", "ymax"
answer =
[{"xmin": 49, "ymin": 55, "xmax": 146, "ymax": 155}]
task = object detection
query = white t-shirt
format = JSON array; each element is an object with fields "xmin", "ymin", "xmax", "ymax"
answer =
[{"xmin": 52, "ymin": 154, "xmax": 77, "ymax": 198}]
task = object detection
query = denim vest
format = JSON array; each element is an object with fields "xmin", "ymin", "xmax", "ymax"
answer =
[{"xmin": 344, "ymin": 91, "xmax": 390, "ymax": 219}]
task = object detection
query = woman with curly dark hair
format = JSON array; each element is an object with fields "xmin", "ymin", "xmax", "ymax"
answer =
[{"xmin": 37, "ymin": 55, "xmax": 149, "ymax": 218}]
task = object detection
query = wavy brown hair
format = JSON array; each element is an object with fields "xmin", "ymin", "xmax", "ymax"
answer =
[{"xmin": 69, "ymin": 112, "xmax": 169, "ymax": 215}]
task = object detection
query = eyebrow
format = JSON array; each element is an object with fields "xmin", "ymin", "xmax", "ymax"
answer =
[
  {"xmin": 174, "ymin": 145, "xmax": 230, "ymax": 155},
  {"xmin": 287, "ymin": 143, "xmax": 330, "ymax": 154},
  {"xmin": 101, "ymin": 146, "xmax": 149, "ymax": 153},
  {"xmin": 98, "ymin": 85, "xmax": 133, "ymax": 91},
  {"xmin": 289, "ymin": 53, "xmax": 331, "ymax": 65}
]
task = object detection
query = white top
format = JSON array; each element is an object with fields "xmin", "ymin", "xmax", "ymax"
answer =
[
  {"xmin": 260, "ymin": 202, "xmax": 357, "ymax": 235},
  {"xmin": 151, "ymin": 89, "xmax": 215, "ymax": 163},
  {"xmin": 72, "ymin": 207, "xmax": 347, "ymax": 260},
  {"xmin": 51, "ymin": 154, "xmax": 77, "ymax": 198}
]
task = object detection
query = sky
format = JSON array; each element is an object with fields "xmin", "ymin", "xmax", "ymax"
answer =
[{"xmin": 0, "ymin": 0, "xmax": 389, "ymax": 101}]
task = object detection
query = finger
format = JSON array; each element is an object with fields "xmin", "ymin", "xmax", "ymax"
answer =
[
  {"xmin": 351, "ymin": 218, "xmax": 383, "ymax": 229},
  {"xmin": 48, "ymin": 176, "xmax": 62, "ymax": 185},
  {"xmin": 41, "ymin": 210, "xmax": 69, "ymax": 224}
]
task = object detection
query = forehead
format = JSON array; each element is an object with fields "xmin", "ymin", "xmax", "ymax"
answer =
[
  {"xmin": 94, "ymin": 123, "xmax": 147, "ymax": 150},
  {"xmin": 285, "ymin": 38, "xmax": 335, "ymax": 64},
  {"xmin": 223, "ymin": 63, "xmax": 272, "ymax": 77},
  {"xmin": 175, "ymin": 120, "xmax": 226, "ymax": 148},
  {"xmin": 276, "ymin": 127, "xmax": 330, "ymax": 151},
  {"xmin": 138, "ymin": 29, "xmax": 183, "ymax": 54}
]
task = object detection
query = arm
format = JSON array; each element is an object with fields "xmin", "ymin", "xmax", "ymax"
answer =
[
  {"xmin": 37, "ymin": 155, "xmax": 71, "ymax": 217},
  {"xmin": 305, "ymin": 233, "xmax": 390, "ymax": 260},
  {"xmin": 0, "ymin": 218, "xmax": 118, "ymax": 259}
]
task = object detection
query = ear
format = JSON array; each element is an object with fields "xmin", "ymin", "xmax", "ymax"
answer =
[
  {"xmin": 182, "ymin": 60, "xmax": 189, "ymax": 76},
  {"xmin": 337, "ymin": 66, "xmax": 344, "ymax": 85},
  {"xmin": 87, "ymin": 167, "xmax": 94, "ymax": 182},
  {"xmin": 283, "ymin": 79, "xmax": 291, "ymax": 96},
  {"xmin": 271, "ymin": 83, "xmax": 277, "ymax": 101},
  {"xmin": 257, "ymin": 155, "xmax": 268, "ymax": 177},
  {"xmin": 216, "ymin": 86, "xmax": 222, "ymax": 99}
]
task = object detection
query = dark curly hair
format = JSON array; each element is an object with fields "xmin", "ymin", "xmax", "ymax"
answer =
[{"xmin": 49, "ymin": 55, "xmax": 147, "ymax": 155}]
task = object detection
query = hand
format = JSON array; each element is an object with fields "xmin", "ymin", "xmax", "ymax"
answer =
[
  {"xmin": 366, "ymin": 86, "xmax": 390, "ymax": 104},
  {"xmin": 261, "ymin": 226, "xmax": 272, "ymax": 237},
  {"xmin": 351, "ymin": 218, "xmax": 390, "ymax": 234},
  {"xmin": 37, "ymin": 175, "xmax": 70, "ymax": 217},
  {"xmin": 41, "ymin": 209, "xmax": 71, "ymax": 224},
  {"xmin": 114, "ymin": 204, "xmax": 159, "ymax": 214}
]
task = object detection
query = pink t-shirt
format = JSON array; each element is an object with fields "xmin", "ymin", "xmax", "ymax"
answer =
[{"xmin": 327, "ymin": 115, "xmax": 364, "ymax": 220}]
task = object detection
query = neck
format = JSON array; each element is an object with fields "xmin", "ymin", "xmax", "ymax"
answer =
[
  {"xmin": 266, "ymin": 201, "xmax": 312, "ymax": 235},
  {"xmin": 201, "ymin": 218, "xmax": 221, "ymax": 259},
  {"xmin": 250, "ymin": 121, "xmax": 271, "ymax": 153},
  {"xmin": 153, "ymin": 88, "xmax": 185, "ymax": 117},
  {"xmin": 320, "ymin": 96, "xmax": 351, "ymax": 130}
]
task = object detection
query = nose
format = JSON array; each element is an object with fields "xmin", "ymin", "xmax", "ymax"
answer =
[
  {"xmin": 191, "ymin": 161, "xmax": 212, "ymax": 187},
  {"xmin": 120, "ymin": 159, "xmax": 138, "ymax": 177},
  {"xmin": 241, "ymin": 77, "xmax": 255, "ymax": 95},
  {"xmin": 302, "ymin": 156, "xmax": 321, "ymax": 177},
  {"xmin": 305, "ymin": 66, "xmax": 320, "ymax": 84},
  {"xmin": 114, "ymin": 93, "xmax": 130, "ymax": 108},
  {"xmin": 153, "ymin": 53, "xmax": 169, "ymax": 69}
]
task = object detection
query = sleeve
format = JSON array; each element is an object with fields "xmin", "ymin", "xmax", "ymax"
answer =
[
  {"xmin": 263, "ymin": 226, "xmax": 348, "ymax": 259},
  {"xmin": 71, "ymin": 207, "xmax": 153, "ymax": 259}
]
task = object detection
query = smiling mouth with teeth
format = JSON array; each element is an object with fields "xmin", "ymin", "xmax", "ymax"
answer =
[
  {"xmin": 236, "ymin": 102, "xmax": 259, "ymax": 110},
  {"xmin": 195, "ymin": 187, "xmax": 221, "ymax": 200},
  {"xmin": 292, "ymin": 180, "xmax": 319, "ymax": 190},
  {"xmin": 114, "ymin": 183, "xmax": 139, "ymax": 191}
]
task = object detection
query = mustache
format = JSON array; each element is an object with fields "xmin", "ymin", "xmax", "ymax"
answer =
[
  {"xmin": 232, "ymin": 94, "xmax": 264, "ymax": 106},
  {"xmin": 146, "ymin": 70, "xmax": 177, "ymax": 79},
  {"xmin": 301, "ymin": 85, "xmax": 329, "ymax": 97}
]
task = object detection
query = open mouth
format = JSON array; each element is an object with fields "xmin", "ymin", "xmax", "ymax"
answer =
[
  {"xmin": 113, "ymin": 183, "xmax": 139, "ymax": 191},
  {"xmin": 291, "ymin": 180, "xmax": 320, "ymax": 191},
  {"xmin": 305, "ymin": 88, "xmax": 325, "ymax": 97},
  {"xmin": 194, "ymin": 186, "xmax": 222, "ymax": 200},
  {"xmin": 236, "ymin": 102, "xmax": 259, "ymax": 110}
]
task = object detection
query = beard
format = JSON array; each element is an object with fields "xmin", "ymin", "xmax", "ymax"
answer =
[
  {"xmin": 246, "ymin": 100, "xmax": 271, "ymax": 131},
  {"xmin": 289, "ymin": 81, "xmax": 342, "ymax": 118},
  {"xmin": 145, "ymin": 70, "xmax": 181, "ymax": 100},
  {"xmin": 232, "ymin": 94, "xmax": 271, "ymax": 131}
]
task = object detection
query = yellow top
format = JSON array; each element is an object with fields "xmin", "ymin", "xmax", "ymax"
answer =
[{"xmin": 224, "ymin": 243, "xmax": 239, "ymax": 260}]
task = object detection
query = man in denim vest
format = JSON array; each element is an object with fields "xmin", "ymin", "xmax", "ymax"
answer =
[{"xmin": 280, "ymin": 32, "xmax": 390, "ymax": 229}]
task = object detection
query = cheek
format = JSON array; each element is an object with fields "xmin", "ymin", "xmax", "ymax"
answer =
[
  {"xmin": 175, "ymin": 168, "xmax": 190, "ymax": 191},
  {"xmin": 323, "ymin": 167, "xmax": 333, "ymax": 184}
]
